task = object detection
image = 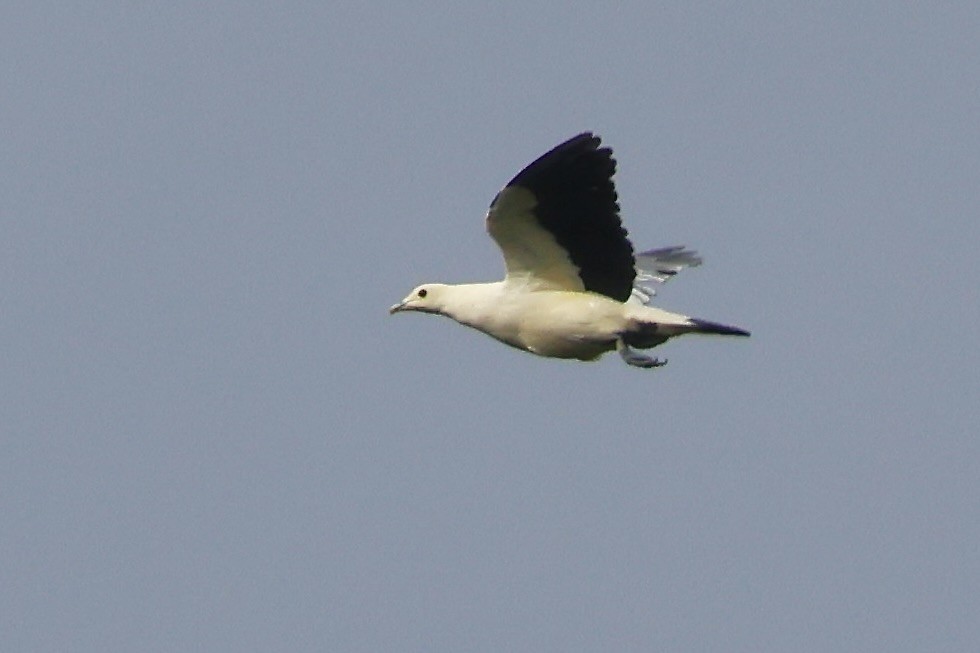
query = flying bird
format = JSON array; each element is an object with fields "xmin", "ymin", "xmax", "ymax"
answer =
[{"xmin": 390, "ymin": 133, "xmax": 749, "ymax": 368}]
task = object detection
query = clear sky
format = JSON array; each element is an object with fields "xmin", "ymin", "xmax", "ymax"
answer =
[{"xmin": 3, "ymin": 2, "xmax": 978, "ymax": 651}]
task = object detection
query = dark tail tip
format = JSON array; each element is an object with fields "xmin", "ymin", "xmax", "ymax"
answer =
[{"xmin": 690, "ymin": 318, "xmax": 751, "ymax": 337}]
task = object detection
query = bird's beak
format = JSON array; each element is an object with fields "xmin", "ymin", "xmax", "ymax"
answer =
[{"xmin": 389, "ymin": 301, "xmax": 405, "ymax": 315}]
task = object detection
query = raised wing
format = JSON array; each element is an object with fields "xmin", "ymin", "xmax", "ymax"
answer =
[
  {"xmin": 485, "ymin": 133, "xmax": 636, "ymax": 302},
  {"xmin": 629, "ymin": 246, "xmax": 703, "ymax": 305}
]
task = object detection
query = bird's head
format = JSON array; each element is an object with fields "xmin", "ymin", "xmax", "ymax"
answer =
[{"xmin": 389, "ymin": 283, "xmax": 448, "ymax": 315}]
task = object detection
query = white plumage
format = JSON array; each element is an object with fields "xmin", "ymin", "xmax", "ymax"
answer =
[{"xmin": 390, "ymin": 133, "xmax": 749, "ymax": 368}]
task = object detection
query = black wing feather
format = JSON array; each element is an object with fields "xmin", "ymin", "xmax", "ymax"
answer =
[{"xmin": 503, "ymin": 133, "xmax": 635, "ymax": 302}]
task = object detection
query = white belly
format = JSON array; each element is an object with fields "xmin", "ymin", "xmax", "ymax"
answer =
[{"xmin": 509, "ymin": 292, "xmax": 627, "ymax": 360}]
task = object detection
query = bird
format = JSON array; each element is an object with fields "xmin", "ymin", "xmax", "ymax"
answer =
[{"xmin": 389, "ymin": 133, "xmax": 749, "ymax": 369}]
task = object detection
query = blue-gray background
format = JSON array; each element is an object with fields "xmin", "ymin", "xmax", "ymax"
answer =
[{"xmin": 3, "ymin": 2, "xmax": 978, "ymax": 651}]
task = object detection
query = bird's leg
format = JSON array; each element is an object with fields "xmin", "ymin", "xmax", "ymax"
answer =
[{"xmin": 616, "ymin": 338, "xmax": 668, "ymax": 368}]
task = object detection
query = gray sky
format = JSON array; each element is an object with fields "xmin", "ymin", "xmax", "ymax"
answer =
[{"xmin": 3, "ymin": 2, "xmax": 979, "ymax": 651}]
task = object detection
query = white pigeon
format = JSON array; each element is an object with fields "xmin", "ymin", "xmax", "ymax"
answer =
[{"xmin": 390, "ymin": 133, "xmax": 749, "ymax": 368}]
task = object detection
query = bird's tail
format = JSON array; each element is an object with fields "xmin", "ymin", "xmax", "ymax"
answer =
[
  {"xmin": 625, "ymin": 305, "xmax": 750, "ymax": 348},
  {"xmin": 686, "ymin": 318, "xmax": 751, "ymax": 337}
]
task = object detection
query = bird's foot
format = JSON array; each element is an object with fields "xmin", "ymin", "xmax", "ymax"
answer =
[{"xmin": 616, "ymin": 339, "xmax": 668, "ymax": 369}]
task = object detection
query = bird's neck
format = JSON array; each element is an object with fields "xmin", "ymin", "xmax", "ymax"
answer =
[{"xmin": 439, "ymin": 282, "xmax": 507, "ymax": 330}]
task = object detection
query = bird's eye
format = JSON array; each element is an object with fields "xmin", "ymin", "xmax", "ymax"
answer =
[{"xmin": 417, "ymin": 289, "xmax": 428, "ymax": 298}]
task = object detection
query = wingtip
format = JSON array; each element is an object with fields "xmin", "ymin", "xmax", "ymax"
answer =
[{"xmin": 635, "ymin": 246, "xmax": 703, "ymax": 268}]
